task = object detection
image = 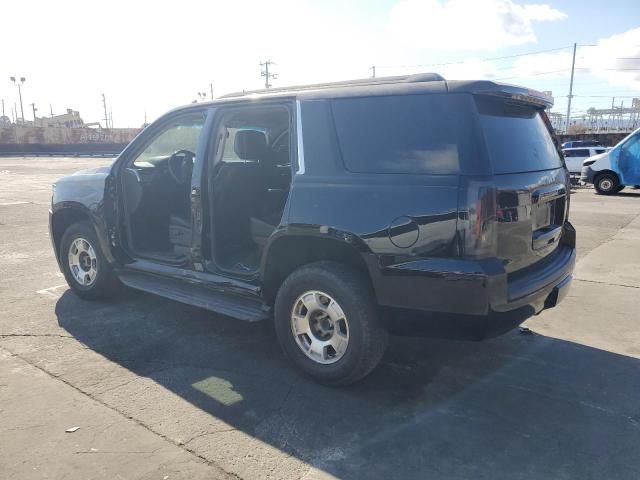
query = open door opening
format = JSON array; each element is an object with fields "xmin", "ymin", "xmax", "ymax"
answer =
[
  {"xmin": 121, "ymin": 114, "xmax": 204, "ymax": 261},
  {"xmin": 209, "ymin": 105, "xmax": 291, "ymax": 274}
]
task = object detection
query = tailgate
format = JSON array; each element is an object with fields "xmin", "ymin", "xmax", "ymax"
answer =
[{"xmin": 476, "ymin": 96, "xmax": 569, "ymax": 273}]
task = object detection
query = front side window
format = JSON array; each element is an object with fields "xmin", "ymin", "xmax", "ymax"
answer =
[{"xmin": 134, "ymin": 116, "xmax": 204, "ymax": 166}]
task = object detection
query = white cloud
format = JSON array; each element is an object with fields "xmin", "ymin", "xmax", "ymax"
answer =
[
  {"xmin": 386, "ymin": 0, "xmax": 567, "ymax": 50},
  {"xmin": 581, "ymin": 27, "xmax": 640, "ymax": 91},
  {"xmin": 521, "ymin": 4, "xmax": 568, "ymax": 21},
  {"xmin": 490, "ymin": 27, "xmax": 640, "ymax": 91}
]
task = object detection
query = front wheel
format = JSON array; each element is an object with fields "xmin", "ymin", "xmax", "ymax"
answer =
[
  {"xmin": 594, "ymin": 173, "xmax": 619, "ymax": 195},
  {"xmin": 60, "ymin": 221, "xmax": 119, "ymax": 300},
  {"xmin": 274, "ymin": 261, "xmax": 388, "ymax": 385}
]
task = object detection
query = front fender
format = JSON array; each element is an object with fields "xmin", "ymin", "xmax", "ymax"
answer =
[{"xmin": 50, "ymin": 202, "xmax": 116, "ymax": 266}]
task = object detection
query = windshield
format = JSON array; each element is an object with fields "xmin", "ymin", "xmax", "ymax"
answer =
[{"xmin": 476, "ymin": 97, "xmax": 563, "ymax": 174}]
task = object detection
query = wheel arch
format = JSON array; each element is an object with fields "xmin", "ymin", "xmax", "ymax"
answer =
[
  {"xmin": 593, "ymin": 169, "xmax": 620, "ymax": 184},
  {"xmin": 261, "ymin": 233, "xmax": 373, "ymax": 304},
  {"xmin": 51, "ymin": 205, "xmax": 113, "ymax": 264}
]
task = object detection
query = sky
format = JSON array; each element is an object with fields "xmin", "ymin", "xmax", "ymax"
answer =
[{"xmin": 1, "ymin": 0, "xmax": 639, "ymax": 127}]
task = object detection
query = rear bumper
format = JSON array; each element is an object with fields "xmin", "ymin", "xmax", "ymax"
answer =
[{"xmin": 366, "ymin": 222, "xmax": 576, "ymax": 339}]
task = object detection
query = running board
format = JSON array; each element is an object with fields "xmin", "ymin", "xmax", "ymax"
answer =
[{"xmin": 117, "ymin": 270, "xmax": 270, "ymax": 322}]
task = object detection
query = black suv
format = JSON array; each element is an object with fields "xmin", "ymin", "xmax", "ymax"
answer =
[{"xmin": 50, "ymin": 74, "xmax": 575, "ymax": 385}]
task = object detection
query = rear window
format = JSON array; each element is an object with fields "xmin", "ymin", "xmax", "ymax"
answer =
[
  {"xmin": 331, "ymin": 94, "xmax": 477, "ymax": 175},
  {"xmin": 476, "ymin": 97, "xmax": 562, "ymax": 174}
]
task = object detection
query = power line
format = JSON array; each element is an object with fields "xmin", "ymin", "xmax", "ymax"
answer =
[
  {"xmin": 493, "ymin": 68, "xmax": 570, "ymax": 81},
  {"xmin": 376, "ymin": 45, "xmax": 573, "ymax": 69}
]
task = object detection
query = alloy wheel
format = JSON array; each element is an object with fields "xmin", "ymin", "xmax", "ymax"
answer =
[
  {"xmin": 290, "ymin": 290, "xmax": 350, "ymax": 365},
  {"xmin": 68, "ymin": 237, "xmax": 98, "ymax": 287}
]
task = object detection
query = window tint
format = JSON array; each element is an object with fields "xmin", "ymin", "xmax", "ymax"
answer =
[
  {"xmin": 331, "ymin": 94, "xmax": 477, "ymax": 174},
  {"xmin": 563, "ymin": 150, "xmax": 575, "ymax": 157},
  {"xmin": 574, "ymin": 149, "xmax": 590, "ymax": 157},
  {"xmin": 595, "ymin": 148, "xmax": 606, "ymax": 154},
  {"xmin": 477, "ymin": 98, "xmax": 562, "ymax": 174},
  {"xmin": 134, "ymin": 116, "xmax": 203, "ymax": 166}
]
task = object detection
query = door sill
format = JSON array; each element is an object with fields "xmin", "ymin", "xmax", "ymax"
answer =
[{"xmin": 117, "ymin": 261, "xmax": 269, "ymax": 322}]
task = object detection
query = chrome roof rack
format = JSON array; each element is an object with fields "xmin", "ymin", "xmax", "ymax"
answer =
[{"xmin": 221, "ymin": 73, "xmax": 445, "ymax": 98}]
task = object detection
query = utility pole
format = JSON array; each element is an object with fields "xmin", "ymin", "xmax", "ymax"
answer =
[
  {"xmin": 370, "ymin": 65, "xmax": 376, "ymax": 78},
  {"xmin": 9, "ymin": 76, "xmax": 26, "ymax": 124},
  {"xmin": 1, "ymin": 99, "xmax": 5, "ymax": 121},
  {"xmin": 260, "ymin": 60, "xmax": 277, "ymax": 89},
  {"xmin": 210, "ymin": 83, "xmax": 214, "ymax": 100},
  {"xmin": 30, "ymin": 103, "xmax": 37, "ymax": 125},
  {"xmin": 50, "ymin": 104, "xmax": 54, "ymax": 117},
  {"xmin": 565, "ymin": 43, "xmax": 577, "ymax": 134},
  {"xmin": 102, "ymin": 93, "xmax": 109, "ymax": 129}
]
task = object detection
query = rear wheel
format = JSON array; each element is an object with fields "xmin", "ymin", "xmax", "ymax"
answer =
[
  {"xmin": 274, "ymin": 261, "xmax": 388, "ymax": 385},
  {"xmin": 594, "ymin": 173, "xmax": 619, "ymax": 195},
  {"xmin": 60, "ymin": 222, "xmax": 118, "ymax": 299}
]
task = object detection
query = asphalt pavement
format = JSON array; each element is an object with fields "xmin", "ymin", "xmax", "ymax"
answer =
[{"xmin": 1, "ymin": 157, "xmax": 639, "ymax": 480}]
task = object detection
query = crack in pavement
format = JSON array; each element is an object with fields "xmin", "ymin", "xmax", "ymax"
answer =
[
  {"xmin": 574, "ymin": 278, "xmax": 640, "ymax": 289},
  {"xmin": 0, "ymin": 344, "xmax": 240, "ymax": 480},
  {"xmin": 0, "ymin": 333, "xmax": 74, "ymax": 339}
]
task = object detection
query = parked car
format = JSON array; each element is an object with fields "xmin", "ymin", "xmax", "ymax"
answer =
[
  {"xmin": 49, "ymin": 74, "xmax": 576, "ymax": 385},
  {"xmin": 561, "ymin": 140, "xmax": 603, "ymax": 149},
  {"xmin": 581, "ymin": 127, "xmax": 640, "ymax": 194},
  {"xmin": 562, "ymin": 146, "xmax": 607, "ymax": 183}
]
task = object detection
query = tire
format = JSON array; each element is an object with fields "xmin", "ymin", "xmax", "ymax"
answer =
[
  {"xmin": 594, "ymin": 173, "xmax": 619, "ymax": 195},
  {"xmin": 60, "ymin": 221, "xmax": 119, "ymax": 300},
  {"xmin": 274, "ymin": 261, "xmax": 388, "ymax": 386}
]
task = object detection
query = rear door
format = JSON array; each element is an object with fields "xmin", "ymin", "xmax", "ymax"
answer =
[
  {"xmin": 476, "ymin": 96, "xmax": 568, "ymax": 273},
  {"xmin": 562, "ymin": 149, "xmax": 587, "ymax": 174}
]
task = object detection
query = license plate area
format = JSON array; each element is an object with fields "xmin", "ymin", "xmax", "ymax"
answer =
[
  {"xmin": 534, "ymin": 201, "xmax": 552, "ymax": 230},
  {"xmin": 532, "ymin": 187, "xmax": 566, "ymax": 250}
]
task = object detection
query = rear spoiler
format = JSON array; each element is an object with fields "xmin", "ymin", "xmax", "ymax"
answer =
[{"xmin": 474, "ymin": 86, "xmax": 554, "ymax": 109}]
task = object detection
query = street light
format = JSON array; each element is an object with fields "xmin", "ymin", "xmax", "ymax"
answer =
[{"xmin": 9, "ymin": 76, "xmax": 26, "ymax": 124}]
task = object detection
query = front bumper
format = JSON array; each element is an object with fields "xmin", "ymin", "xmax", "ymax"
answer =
[
  {"xmin": 48, "ymin": 209, "xmax": 64, "ymax": 272},
  {"xmin": 580, "ymin": 165, "xmax": 596, "ymax": 184},
  {"xmin": 366, "ymin": 222, "xmax": 576, "ymax": 339}
]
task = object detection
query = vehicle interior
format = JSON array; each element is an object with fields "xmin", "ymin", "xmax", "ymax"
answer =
[
  {"xmin": 208, "ymin": 105, "xmax": 291, "ymax": 274},
  {"xmin": 121, "ymin": 113, "xmax": 204, "ymax": 261}
]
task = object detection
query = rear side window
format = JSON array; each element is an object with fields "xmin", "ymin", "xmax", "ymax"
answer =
[
  {"xmin": 574, "ymin": 149, "xmax": 590, "ymax": 157},
  {"xmin": 595, "ymin": 148, "xmax": 606, "ymax": 154},
  {"xmin": 477, "ymin": 97, "xmax": 562, "ymax": 174},
  {"xmin": 331, "ymin": 94, "xmax": 477, "ymax": 175}
]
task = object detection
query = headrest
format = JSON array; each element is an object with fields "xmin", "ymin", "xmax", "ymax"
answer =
[{"xmin": 234, "ymin": 130, "xmax": 267, "ymax": 160}]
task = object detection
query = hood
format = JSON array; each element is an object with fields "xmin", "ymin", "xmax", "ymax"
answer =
[
  {"xmin": 71, "ymin": 164, "xmax": 113, "ymax": 176},
  {"xmin": 54, "ymin": 163, "xmax": 113, "ymax": 186},
  {"xmin": 583, "ymin": 151, "xmax": 607, "ymax": 165}
]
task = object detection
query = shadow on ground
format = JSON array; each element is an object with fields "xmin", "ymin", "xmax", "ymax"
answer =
[{"xmin": 56, "ymin": 289, "xmax": 640, "ymax": 480}]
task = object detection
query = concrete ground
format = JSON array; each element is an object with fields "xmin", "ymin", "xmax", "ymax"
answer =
[{"xmin": 1, "ymin": 157, "xmax": 639, "ymax": 480}]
